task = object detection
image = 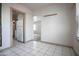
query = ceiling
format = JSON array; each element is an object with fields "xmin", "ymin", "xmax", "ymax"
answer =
[
  {"xmin": 21, "ymin": 3, "xmax": 74, "ymax": 11},
  {"xmin": 21, "ymin": 3, "xmax": 53, "ymax": 11}
]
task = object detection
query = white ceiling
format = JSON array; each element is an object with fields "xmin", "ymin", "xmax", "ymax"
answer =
[
  {"xmin": 21, "ymin": 3, "xmax": 74, "ymax": 11},
  {"xmin": 21, "ymin": 3, "xmax": 53, "ymax": 11}
]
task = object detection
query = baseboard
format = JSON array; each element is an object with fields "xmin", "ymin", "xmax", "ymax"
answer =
[
  {"xmin": 0, "ymin": 47, "xmax": 11, "ymax": 52},
  {"xmin": 38, "ymin": 40, "xmax": 79, "ymax": 56},
  {"xmin": 72, "ymin": 48, "xmax": 79, "ymax": 56},
  {"xmin": 0, "ymin": 39, "xmax": 34, "ymax": 52},
  {"xmin": 38, "ymin": 40, "xmax": 72, "ymax": 48},
  {"xmin": 25, "ymin": 39, "xmax": 34, "ymax": 43}
]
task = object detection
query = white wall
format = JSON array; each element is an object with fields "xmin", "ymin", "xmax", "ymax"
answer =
[
  {"xmin": 0, "ymin": 3, "xmax": 33, "ymax": 50},
  {"xmin": 72, "ymin": 3, "xmax": 79, "ymax": 55},
  {"xmin": 33, "ymin": 4, "xmax": 73, "ymax": 46}
]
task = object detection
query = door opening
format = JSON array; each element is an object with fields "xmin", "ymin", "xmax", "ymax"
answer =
[
  {"xmin": 33, "ymin": 16, "xmax": 41, "ymax": 41},
  {"xmin": 11, "ymin": 8, "xmax": 25, "ymax": 46}
]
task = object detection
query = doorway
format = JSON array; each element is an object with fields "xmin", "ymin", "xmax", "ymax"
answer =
[
  {"xmin": 33, "ymin": 16, "xmax": 41, "ymax": 41},
  {"xmin": 11, "ymin": 8, "xmax": 25, "ymax": 46}
]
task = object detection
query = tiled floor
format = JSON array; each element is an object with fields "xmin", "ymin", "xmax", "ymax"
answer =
[{"xmin": 0, "ymin": 40, "xmax": 75, "ymax": 56}]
